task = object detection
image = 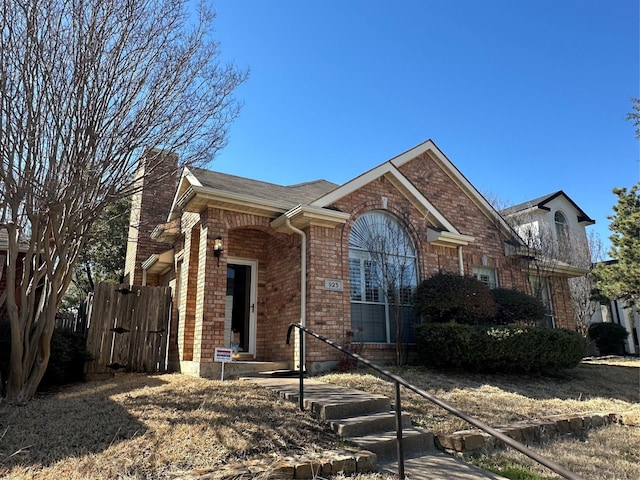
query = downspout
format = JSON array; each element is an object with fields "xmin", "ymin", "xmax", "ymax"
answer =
[
  {"xmin": 457, "ymin": 246, "xmax": 464, "ymax": 276},
  {"xmin": 284, "ymin": 217, "xmax": 306, "ymax": 369}
]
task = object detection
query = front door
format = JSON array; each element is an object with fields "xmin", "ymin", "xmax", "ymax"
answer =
[{"xmin": 226, "ymin": 259, "xmax": 257, "ymax": 357}]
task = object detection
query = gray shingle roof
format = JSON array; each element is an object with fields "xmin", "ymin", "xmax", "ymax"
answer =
[
  {"xmin": 189, "ymin": 167, "xmax": 339, "ymax": 206},
  {"xmin": 501, "ymin": 190, "xmax": 594, "ymax": 224}
]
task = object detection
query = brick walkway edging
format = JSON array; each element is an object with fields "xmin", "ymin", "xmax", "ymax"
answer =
[
  {"xmin": 436, "ymin": 411, "xmax": 635, "ymax": 454},
  {"xmin": 170, "ymin": 448, "xmax": 377, "ymax": 480}
]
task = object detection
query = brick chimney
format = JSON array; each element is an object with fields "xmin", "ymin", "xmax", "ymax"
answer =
[{"xmin": 123, "ymin": 149, "xmax": 178, "ymax": 286}]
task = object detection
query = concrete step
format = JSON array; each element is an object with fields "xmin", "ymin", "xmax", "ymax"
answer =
[
  {"xmin": 243, "ymin": 376, "xmax": 391, "ymax": 419},
  {"xmin": 206, "ymin": 361, "xmax": 290, "ymax": 379},
  {"xmin": 348, "ymin": 425, "xmax": 436, "ymax": 461},
  {"xmin": 313, "ymin": 396, "xmax": 391, "ymax": 420},
  {"xmin": 328, "ymin": 410, "xmax": 412, "ymax": 437}
]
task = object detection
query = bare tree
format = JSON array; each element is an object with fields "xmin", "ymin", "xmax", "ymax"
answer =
[
  {"xmin": 503, "ymin": 210, "xmax": 563, "ymax": 326},
  {"xmin": 568, "ymin": 230, "xmax": 603, "ymax": 336},
  {"xmin": 502, "ymin": 206, "xmax": 598, "ymax": 333},
  {"xmin": 0, "ymin": 0, "xmax": 247, "ymax": 404}
]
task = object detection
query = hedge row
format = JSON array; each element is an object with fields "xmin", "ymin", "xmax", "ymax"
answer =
[
  {"xmin": 415, "ymin": 323, "xmax": 586, "ymax": 374},
  {"xmin": 588, "ymin": 322, "xmax": 629, "ymax": 356},
  {"xmin": 412, "ymin": 272, "xmax": 547, "ymax": 326}
]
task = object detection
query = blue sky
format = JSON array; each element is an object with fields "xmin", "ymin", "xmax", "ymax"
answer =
[{"xmin": 208, "ymin": 0, "xmax": 639, "ymax": 255}]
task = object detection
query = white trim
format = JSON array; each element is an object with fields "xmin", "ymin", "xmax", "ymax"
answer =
[
  {"xmin": 227, "ymin": 257, "xmax": 258, "ymax": 357},
  {"xmin": 177, "ymin": 185, "xmax": 291, "ymax": 217},
  {"xmin": 311, "ymin": 139, "xmax": 521, "ymax": 244},
  {"xmin": 311, "ymin": 162, "xmax": 461, "ymax": 234},
  {"xmin": 426, "ymin": 228, "xmax": 475, "ymax": 247},
  {"xmin": 271, "ymin": 204, "xmax": 351, "ymax": 232}
]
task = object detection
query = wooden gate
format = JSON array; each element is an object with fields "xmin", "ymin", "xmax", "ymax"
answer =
[{"xmin": 85, "ymin": 282, "xmax": 172, "ymax": 374}]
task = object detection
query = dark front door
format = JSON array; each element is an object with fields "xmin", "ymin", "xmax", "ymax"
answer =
[{"xmin": 226, "ymin": 261, "xmax": 256, "ymax": 355}]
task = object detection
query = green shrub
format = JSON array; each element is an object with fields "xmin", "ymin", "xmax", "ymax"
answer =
[
  {"xmin": 588, "ymin": 322, "xmax": 629, "ymax": 356},
  {"xmin": 491, "ymin": 288, "xmax": 546, "ymax": 325},
  {"xmin": 0, "ymin": 321, "xmax": 90, "ymax": 391},
  {"xmin": 415, "ymin": 323, "xmax": 586, "ymax": 374},
  {"xmin": 413, "ymin": 271, "xmax": 496, "ymax": 324}
]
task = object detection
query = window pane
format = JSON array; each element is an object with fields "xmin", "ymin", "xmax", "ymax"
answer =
[
  {"xmin": 349, "ymin": 259, "xmax": 362, "ymax": 301},
  {"xmin": 364, "ymin": 260, "xmax": 381, "ymax": 303},
  {"xmin": 389, "ymin": 305, "xmax": 419, "ymax": 343},
  {"xmin": 351, "ymin": 303, "xmax": 387, "ymax": 342},
  {"xmin": 473, "ymin": 267, "xmax": 497, "ymax": 289}
]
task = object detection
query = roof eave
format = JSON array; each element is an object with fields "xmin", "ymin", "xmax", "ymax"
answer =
[
  {"xmin": 141, "ymin": 249, "xmax": 174, "ymax": 276},
  {"xmin": 426, "ymin": 228, "xmax": 475, "ymax": 248},
  {"xmin": 271, "ymin": 204, "xmax": 351, "ymax": 233},
  {"xmin": 178, "ymin": 185, "xmax": 293, "ymax": 218}
]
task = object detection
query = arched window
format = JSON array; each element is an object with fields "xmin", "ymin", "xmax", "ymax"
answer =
[
  {"xmin": 348, "ymin": 211, "xmax": 419, "ymax": 343},
  {"xmin": 554, "ymin": 211, "xmax": 569, "ymax": 256}
]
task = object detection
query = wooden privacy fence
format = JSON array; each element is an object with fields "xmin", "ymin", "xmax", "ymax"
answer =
[{"xmin": 85, "ymin": 282, "xmax": 172, "ymax": 374}]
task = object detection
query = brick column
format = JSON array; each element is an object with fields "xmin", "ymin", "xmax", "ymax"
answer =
[{"xmin": 193, "ymin": 208, "xmax": 227, "ymax": 368}]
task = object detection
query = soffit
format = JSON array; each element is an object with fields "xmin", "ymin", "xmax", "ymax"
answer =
[
  {"xmin": 271, "ymin": 204, "xmax": 351, "ymax": 232},
  {"xmin": 142, "ymin": 249, "xmax": 174, "ymax": 276}
]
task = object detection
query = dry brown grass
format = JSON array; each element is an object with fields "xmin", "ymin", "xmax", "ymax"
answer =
[
  {"xmin": 1, "ymin": 359, "xmax": 638, "ymax": 480},
  {"xmin": 472, "ymin": 423, "xmax": 640, "ymax": 479},
  {"xmin": 0, "ymin": 374, "xmax": 340, "ymax": 479},
  {"xmin": 319, "ymin": 360, "xmax": 640, "ymax": 433},
  {"xmin": 320, "ymin": 358, "xmax": 640, "ymax": 479}
]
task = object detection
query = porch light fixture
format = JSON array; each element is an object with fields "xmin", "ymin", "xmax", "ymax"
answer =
[{"xmin": 213, "ymin": 235, "xmax": 224, "ymax": 266}]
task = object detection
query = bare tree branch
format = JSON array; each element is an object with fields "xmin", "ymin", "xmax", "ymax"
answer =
[{"xmin": 0, "ymin": 0, "xmax": 246, "ymax": 404}]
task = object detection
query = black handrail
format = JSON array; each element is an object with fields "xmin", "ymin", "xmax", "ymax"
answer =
[{"xmin": 286, "ymin": 322, "xmax": 585, "ymax": 480}]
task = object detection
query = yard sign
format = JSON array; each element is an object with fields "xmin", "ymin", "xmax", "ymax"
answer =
[{"xmin": 214, "ymin": 347, "xmax": 233, "ymax": 380}]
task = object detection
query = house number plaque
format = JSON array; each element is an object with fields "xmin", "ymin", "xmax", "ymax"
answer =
[{"xmin": 324, "ymin": 279, "xmax": 344, "ymax": 292}]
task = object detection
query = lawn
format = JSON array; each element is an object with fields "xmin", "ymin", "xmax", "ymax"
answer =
[
  {"xmin": 319, "ymin": 357, "xmax": 640, "ymax": 479},
  {"xmin": 0, "ymin": 358, "xmax": 638, "ymax": 479}
]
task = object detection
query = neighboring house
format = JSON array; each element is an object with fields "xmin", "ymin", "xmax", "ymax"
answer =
[
  {"xmin": 501, "ymin": 193, "xmax": 639, "ymax": 354},
  {"xmin": 589, "ymin": 260, "xmax": 640, "ymax": 355},
  {"xmin": 501, "ymin": 191, "xmax": 594, "ymax": 329},
  {"xmin": 124, "ymin": 140, "xmax": 587, "ymax": 377},
  {"xmin": 0, "ymin": 229, "xmax": 30, "ymax": 316}
]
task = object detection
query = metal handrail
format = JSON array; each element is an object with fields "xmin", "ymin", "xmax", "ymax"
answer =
[{"xmin": 286, "ymin": 322, "xmax": 585, "ymax": 480}]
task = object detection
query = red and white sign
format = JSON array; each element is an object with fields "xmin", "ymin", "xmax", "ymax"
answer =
[{"xmin": 214, "ymin": 347, "xmax": 233, "ymax": 363}]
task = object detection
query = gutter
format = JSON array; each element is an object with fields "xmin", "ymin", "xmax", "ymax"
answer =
[{"xmin": 283, "ymin": 217, "xmax": 307, "ymax": 370}]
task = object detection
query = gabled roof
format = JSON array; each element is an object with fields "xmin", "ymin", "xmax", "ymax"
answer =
[
  {"xmin": 501, "ymin": 190, "xmax": 595, "ymax": 225},
  {"xmin": 191, "ymin": 168, "xmax": 338, "ymax": 206},
  {"xmin": 162, "ymin": 139, "xmax": 524, "ymax": 249},
  {"xmin": 311, "ymin": 139, "xmax": 522, "ymax": 246}
]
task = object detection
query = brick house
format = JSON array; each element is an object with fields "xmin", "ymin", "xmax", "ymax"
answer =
[
  {"xmin": 0, "ymin": 230, "xmax": 30, "ymax": 318},
  {"xmin": 124, "ymin": 140, "xmax": 587, "ymax": 377}
]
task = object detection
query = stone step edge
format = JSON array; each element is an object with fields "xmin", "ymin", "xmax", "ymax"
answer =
[
  {"xmin": 168, "ymin": 448, "xmax": 378, "ymax": 480},
  {"xmin": 436, "ymin": 411, "xmax": 630, "ymax": 453}
]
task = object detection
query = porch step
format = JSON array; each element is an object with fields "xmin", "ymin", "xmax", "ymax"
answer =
[
  {"xmin": 245, "ymin": 377, "xmax": 435, "ymax": 462},
  {"xmin": 327, "ymin": 410, "xmax": 412, "ymax": 437},
  {"xmin": 209, "ymin": 361, "xmax": 289, "ymax": 379},
  {"xmin": 348, "ymin": 425, "xmax": 435, "ymax": 460},
  {"xmin": 245, "ymin": 376, "xmax": 505, "ymax": 479}
]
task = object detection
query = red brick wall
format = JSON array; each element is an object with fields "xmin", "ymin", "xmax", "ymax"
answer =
[
  {"xmin": 167, "ymin": 150, "xmax": 577, "ymax": 370},
  {"xmin": 175, "ymin": 208, "xmax": 299, "ymax": 367},
  {"xmin": 305, "ymin": 224, "xmax": 349, "ymax": 366},
  {"xmin": 550, "ymin": 275, "xmax": 574, "ymax": 330},
  {"xmin": 123, "ymin": 150, "xmax": 177, "ymax": 286},
  {"xmin": 300, "ymin": 153, "xmax": 534, "ymax": 366}
]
